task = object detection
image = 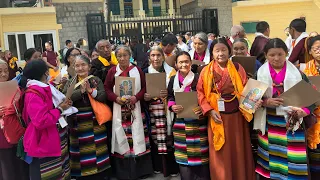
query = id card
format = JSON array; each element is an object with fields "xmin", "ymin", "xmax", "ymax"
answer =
[
  {"xmin": 58, "ymin": 117, "xmax": 68, "ymax": 128},
  {"xmin": 218, "ymin": 98, "xmax": 225, "ymax": 112}
]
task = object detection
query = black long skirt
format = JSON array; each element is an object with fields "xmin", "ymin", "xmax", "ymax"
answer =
[
  {"xmin": 0, "ymin": 147, "xmax": 29, "ymax": 180},
  {"xmin": 179, "ymin": 164, "xmax": 210, "ymax": 180},
  {"xmin": 150, "ymin": 139, "xmax": 179, "ymax": 177},
  {"xmin": 113, "ymin": 153, "xmax": 153, "ymax": 180}
]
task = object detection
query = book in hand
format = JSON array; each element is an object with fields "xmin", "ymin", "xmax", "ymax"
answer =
[
  {"xmin": 175, "ymin": 92, "xmax": 199, "ymax": 119},
  {"xmin": 146, "ymin": 73, "xmax": 166, "ymax": 98}
]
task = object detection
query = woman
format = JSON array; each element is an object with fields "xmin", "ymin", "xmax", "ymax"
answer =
[
  {"xmin": 303, "ymin": 35, "xmax": 320, "ymax": 179},
  {"xmin": 143, "ymin": 46, "xmax": 179, "ymax": 177},
  {"xmin": 90, "ymin": 49, "xmax": 99, "ymax": 61},
  {"xmin": 232, "ymin": 38, "xmax": 262, "ymax": 71},
  {"xmin": 255, "ymin": 38, "xmax": 315, "ymax": 179},
  {"xmin": 63, "ymin": 55, "xmax": 111, "ymax": 179},
  {"xmin": 43, "ymin": 42, "xmax": 60, "ymax": 82},
  {"xmin": 0, "ymin": 60, "xmax": 29, "ymax": 180},
  {"xmin": 197, "ymin": 38, "xmax": 256, "ymax": 180},
  {"xmin": 189, "ymin": 32, "xmax": 211, "ymax": 64},
  {"xmin": 104, "ymin": 45, "xmax": 153, "ymax": 180},
  {"xmin": 23, "ymin": 59, "xmax": 73, "ymax": 180},
  {"xmin": 3, "ymin": 50, "xmax": 18, "ymax": 80},
  {"xmin": 168, "ymin": 51, "xmax": 210, "ymax": 180},
  {"xmin": 14, "ymin": 48, "xmax": 41, "ymax": 88},
  {"xmin": 64, "ymin": 48, "xmax": 81, "ymax": 68}
]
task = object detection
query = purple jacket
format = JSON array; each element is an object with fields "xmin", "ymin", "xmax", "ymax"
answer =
[{"xmin": 22, "ymin": 83, "xmax": 61, "ymax": 157}]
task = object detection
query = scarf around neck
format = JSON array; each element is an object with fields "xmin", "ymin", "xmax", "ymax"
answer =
[{"xmin": 202, "ymin": 59, "xmax": 252, "ymax": 151}]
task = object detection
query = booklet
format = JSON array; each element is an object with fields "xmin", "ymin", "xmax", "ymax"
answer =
[
  {"xmin": 115, "ymin": 77, "xmax": 135, "ymax": 97},
  {"xmin": 146, "ymin": 73, "xmax": 166, "ymax": 98},
  {"xmin": 175, "ymin": 92, "xmax": 199, "ymax": 119},
  {"xmin": 232, "ymin": 56, "xmax": 256, "ymax": 75}
]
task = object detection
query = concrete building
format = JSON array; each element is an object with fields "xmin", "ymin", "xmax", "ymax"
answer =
[
  {"xmin": 232, "ymin": 0, "xmax": 320, "ymax": 42},
  {"xmin": 180, "ymin": 0, "xmax": 233, "ymax": 36}
]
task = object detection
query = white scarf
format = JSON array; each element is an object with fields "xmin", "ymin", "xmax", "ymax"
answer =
[
  {"xmin": 173, "ymin": 70, "xmax": 195, "ymax": 94},
  {"xmin": 26, "ymin": 80, "xmax": 78, "ymax": 127},
  {"xmin": 147, "ymin": 62, "xmax": 175, "ymax": 135},
  {"xmin": 189, "ymin": 48, "xmax": 211, "ymax": 64},
  {"xmin": 255, "ymin": 32, "xmax": 269, "ymax": 39},
  {"xmin": 254, "ymin": 61, "xmax": 302, "ymax": 135},
  {"xmin": 111, "ymin": 64, "xmax": 146, "ymax": 155},
  {"xmin": 287, "ymin": 32, "xmax": 309, "ymax": 63}
]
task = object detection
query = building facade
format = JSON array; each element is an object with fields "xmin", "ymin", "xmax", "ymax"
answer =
[{"xmin": 232, "ymin": 0, "xmax": 320, "ymax": 42}]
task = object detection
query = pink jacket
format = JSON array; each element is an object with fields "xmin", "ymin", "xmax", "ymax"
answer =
[{"xmin": 22, "ymin": 84, "xmax": 61, "ymax": 157}]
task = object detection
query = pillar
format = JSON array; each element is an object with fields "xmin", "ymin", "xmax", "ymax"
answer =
[{"xmin": 168, "ymin": 0, "xmax": 174, "ymax": 15}]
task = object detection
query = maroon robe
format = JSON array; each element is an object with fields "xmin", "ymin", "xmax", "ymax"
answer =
[
  {"xmin": 250, "ymin": 36, "xmax": 269, "ymax": 63},
  {"xmin": 288, "ymin": 37, "xmax": 307, "ymax": 64}
]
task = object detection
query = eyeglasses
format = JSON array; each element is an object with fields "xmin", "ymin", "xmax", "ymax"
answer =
[{"xmin": 311, "ymin": 46, "xmax": 320, "ymax": 52}]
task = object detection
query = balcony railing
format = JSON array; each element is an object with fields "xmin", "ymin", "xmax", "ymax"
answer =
[{"xmin": 112, "ymin": 9, "xmax": 177, "ymax": 18}]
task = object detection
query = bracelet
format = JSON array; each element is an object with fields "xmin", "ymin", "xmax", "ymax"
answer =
[{"xmin": 57, "ymin": 106, "xmax": 64, "ymax": 113}]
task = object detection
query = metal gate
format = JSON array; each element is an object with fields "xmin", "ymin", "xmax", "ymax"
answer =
[{"xmin": 86, "ymin": 9, "xmax": 219, "ymax": 50}]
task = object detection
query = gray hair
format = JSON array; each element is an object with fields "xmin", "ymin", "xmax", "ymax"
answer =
[
  {"xmin": 233, "ymin": 38, "xmax": 249, "ymax": 48},
  {"xmin": 230, "ymin": 25, "xmax": 245, "ymax": 37},
  {"xmin": 149, "ymin": 46, "xmax": 165, "ymax": 58},
  {"xmin": 207, "ymin": 33, "xmax": 214, "ymax": 37},
  {"xmin": 194, "ymin": 32, "xmax": 208, "ymax": 44},
  {"xmin": 75, "ymin": 55, "xmax": 91, "ymax": 65},
  {"xmin": 114, "ymin": 45, "xmax": 132, "ymax": 57},
  {"xmin": 95, "ymin": 39, "xmax": 110, "ymax": 49}
]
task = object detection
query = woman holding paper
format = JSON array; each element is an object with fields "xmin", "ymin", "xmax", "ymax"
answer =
[
  {"xmin": 62, "ymin": 55, "xmax": 111, "ymax": 179},
  {"xmin": 104, "ymin": 45, "xmax": 153, "ymax": 180},
  {"xmin": 232, "ymin": 38, "xmax": 262, "ymax": 71},
  {"xmin": 143, "ymin": 46, "xmax": 179, "ymax": 177},
  {"xmin": 0, "ymin": 60, "xmax": 29, "ymax": 180},
  {"xmin": 254, "ymin": 38, "xmax": 315, "ymax": 179},
  {"xmin": 303, "ymin": 35, "xmax": 320, "ymax": 178},
  {"xmin": 197, "ymin": 37, "xmax": 256, "ymax": 180},
  {"xmin": 22, "ymin": 59, "xmax": 73, "ymax": 179},
  {"xmin": 167, "ymin": 51, "xmax": 210, "ymax": 180}
]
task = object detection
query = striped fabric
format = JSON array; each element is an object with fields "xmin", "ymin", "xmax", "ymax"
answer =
[
  {"xmin": 172, "ymin": 117, "xmax": 209, "ymax": 166},
  {"xmin": 112, "ymin": 108, "xmax": 151, "ymax": 158},
  {"xmin": 70, "ymin": 107, "xmax": 110, "ymax": 177},
  {"xmin": 149, "ymin": 99, "xmax": 167, "ymax": 154},
  {"xmin": 256, "ymin": 111, "xmax": 309, "ymax": 180},
  {"xmin": 39, "ymin": 127, "xmax": 70, "ymax": 180}
]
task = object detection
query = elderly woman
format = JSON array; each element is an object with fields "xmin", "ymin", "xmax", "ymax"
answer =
[
  {"xmin": 63, "ymin": 55, "xmax": 111, "ymax": 179},
  {"xmin": 197, "ymin": 38, "xmax": 256, "ymax": 180},
  {"xmin": 254, "ymin": 38, "xmax": 315, "ymax": 179},
  {"xmin": 104, "ymin": 45, "xmax": 153, "ymax": 180},
  {"xmin": 0, "ymin": 60, "xmax": 28, "ymax": 180},
  {"xmin": 168, "ymin": 51, "xmax": 210, "ymax": 180},
  {"xmin": 189, "ymin": 32, "xmax": 211, "ymax": 64},
  {"xmin": 232, "ymin": 38, "xmax": 262, "ymax": 71},
  {"xmin": 143, "ymin": 46, "xmax": 179, "ymax": 177}
]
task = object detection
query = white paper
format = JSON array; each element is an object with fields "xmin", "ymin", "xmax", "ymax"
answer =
[
  {"xmin": 58, "ymin": 117, "xmax": 68, "ymax": 128},
  {"xmin": 218, "ymin": 99, "xmax": 225, "ymax": 112},
  {"xmin": 276, "ymin": 106, "xmax": 286, "ymax": 116}
]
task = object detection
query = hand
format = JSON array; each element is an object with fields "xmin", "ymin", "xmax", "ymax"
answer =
[
  {"xmin": 60, "ymin": 77, "xmax": 68, "ymax": 85},
  {"xmin": 130, "ymin": 96, "xmax": 137, "ymax": 105},
  {"xmin": 254, "ymin": 100, "xmax": 263, "ymax": 111},
  {"xmin": 116, "ymin": 97, "xmax": 126, "ymax": 106},
  {"xmin": 210, "ymin": 110, "xmax": 222, "ymax": 124},
  {"xmin": 263, "ymin": 98, "xmax": 284, "ymax": 108},
  {"xmin": 290, "ymin": 107, "xmax": 308, "ymax": 119},
  {"xmin": 85, "ymin": 80, "xmax": 93, "ymax": 94},
  {"xmin": 159, "ymin": 90, "xmax": 168, "ymax": 98},
  {"xmin": 144, "ymin": 93, "xmax": 151, "ymax": 101},
  {"xmin": 58, "ymin": 98, "xmax": 72, "ymax": 110},
  {"xmin": 0, "ymin": 106, "xmax": 7, "ymax": 117},
  {"xmin": 193, "ymin": 106, "xmax": 202, "ymax": 116},
  {"xmin": 54, "ymin": 66, "xmax": 59, "ymax": 71},
  {"xmin": 172, "ymin": 105, "xmax": 183, "ymax": 113}
]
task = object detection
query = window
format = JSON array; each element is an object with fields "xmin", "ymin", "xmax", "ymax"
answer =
[
  {"xmin": 110, "ymin": 0, "xmax": 120, "ymax": 15},
  {"xmin": 241, "ymin": 22, "xmax": 259, "ymax": 34}
]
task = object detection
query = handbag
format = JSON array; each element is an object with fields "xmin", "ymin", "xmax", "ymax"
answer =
[{"xmin": 88, "ymin": 93, "xmax": 112, "ymax": 125}]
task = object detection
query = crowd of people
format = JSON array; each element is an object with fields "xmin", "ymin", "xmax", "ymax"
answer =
[{"xmin": 0, "ymin": 17, "xmax": 320, "ymax": 180}]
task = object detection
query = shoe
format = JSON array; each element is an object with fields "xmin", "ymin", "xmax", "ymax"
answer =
[
  {"xmin": 154, "ymin": 171, "xmax": 161, "ymax": 174},
  {"xmin": 170, "ymin": 173, "xmax": 179, "ymax": 177}
]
